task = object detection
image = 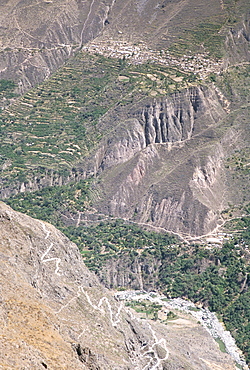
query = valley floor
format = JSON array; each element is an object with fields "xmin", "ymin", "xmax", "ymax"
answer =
[{"xmin": 115, "ymin": 290, "xmax": 248, "ymax": 370}]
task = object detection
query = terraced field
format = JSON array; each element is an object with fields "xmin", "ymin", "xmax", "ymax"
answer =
[{"xmin": 0, "ymin": 51, "xmax": 197, "ymax": 190}]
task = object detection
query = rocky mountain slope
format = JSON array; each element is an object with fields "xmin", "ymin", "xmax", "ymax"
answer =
[
  {"xmin": 0, "ymin": 0, "xmax": 249, "ymax": 237},
  {"xmin": 86, "ymin": 84, "xmax": 233, "ymax": 236},
  {"xmin": 0, "ymin": 0, "xmax": 114, "ymax": 92},
  {"xmin": 0, "ymin": 202, "xmax": 238, "ymax": 369},
  {"xmin": 1, "ymin": 0, "xmax": 249, "ymax": 92}
]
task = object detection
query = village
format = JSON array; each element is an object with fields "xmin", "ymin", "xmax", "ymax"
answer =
[{"xmin": 82, "ymin": 39, "xmax": 224, "ymax": 80}]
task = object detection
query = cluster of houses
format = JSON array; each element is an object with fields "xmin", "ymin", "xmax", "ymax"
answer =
[{"xmin": 82, "ymin": 39, "xmax": 223, "ymax": 79}]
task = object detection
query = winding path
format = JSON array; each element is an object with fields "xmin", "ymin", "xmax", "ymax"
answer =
[
  {"xmin": 141, "ymin": 322, "xmax": 169, "ymax": 370},
  {"xmin": 40, "ymin": 221, "xmax": 62, "ymax": 275},
  {"xmin": 83, "ymin": 289, "xmax": 123, "ymax": 327}
]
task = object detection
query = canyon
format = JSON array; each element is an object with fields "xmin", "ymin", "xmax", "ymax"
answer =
[{"xmin": 0, "ymin": 0, "xmax": 249, "ymax": 368}]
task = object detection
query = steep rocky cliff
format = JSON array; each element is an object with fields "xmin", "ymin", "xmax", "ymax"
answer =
[
  {"xmin": 1, "ymin": 78, "xmax": 248, "ymax": 237},
  {"xmin": 0, "ymin": 202, "xmax": 160, "ymax": 369},
  {"xmin": 94, "ymin": 85, "xmax": 227, "ymax": 169},
  {"xmin": 225, "ymin": 9, "xmax": 250, "ymax": 66},
  {"xmin": 79, "ymin": 84, "xmax": 246, "ymax": 237},
  {"xmin": 0, "ymin": 202, "xmax": 237, "ymax": 369}
]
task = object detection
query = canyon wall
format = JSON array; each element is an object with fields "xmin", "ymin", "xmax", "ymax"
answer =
[{"xmin": 87, "ymin": 85, "xmax": 235, "ymax": 236}]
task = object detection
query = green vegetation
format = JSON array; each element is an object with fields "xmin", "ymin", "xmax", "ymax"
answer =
[
  {"xmin": 0, "ymin": 79, "xmax": 17, "ymax": 102},
  {"xmin": 0, "ymin": 79, "xmax": 16, "ymax": 93},
  {"xmin": 166, "ymin": 311, "xmax": 178, "ymax": 320},
  {"xmin": 121, "ymin": 230, "xmax": 250, "ymax": 362},
  {"xmin": 63, "ymin": 219, "xmax": 176, "ymax": 272},
  {"xmin": 169, "ymin": 20, "xmax": 225, "ymax": 59},
  {"xmin": 236, "ymin": 365, "xmax": 244, "ymax": 370},
  {"xmin": 215, "ymin": 337, "xmax": 227, "ymax": 353},
  {"xmin": 157, "ymin": 237, "xmax": 250, "ymax": 362},
  {"xmin": 126, "ymin": 301, "xmax": 178, "ymax": 323},
  {"xmin": 4, "ymin": 60, "xmax": 250, "ymax": 364},
  {"xmin": 169, "ymin": 0, "xmax": 245, "ymax": 59},
  {"xmin": 1, "ymin": 23, "xmax": 249, "ymax": 365},
  {"xmin": 6, "ymin": 186, "xmax": 176, "ymax": 273},
  {"xmin": 217, "ymin": 65, "xmax": 250, "ymax": 104},
  {"xmin": 6, "ymin": 179, "xmax": 91, "ymax": 228},
  {"xmin": 226, "ymin": 148, "xmax": 250, "ymax": 175},
  {"xmin": 191, "ymin": 22, "xmax": 225, "ymax": 59},
  {"xmin": 125, "ymin": 301, "xmax": 163, "ymax": 320}
]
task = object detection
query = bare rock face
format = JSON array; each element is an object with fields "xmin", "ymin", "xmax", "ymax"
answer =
[
  {"xmin": 138, "ymin": 86, "xmax": 225, "ymax": 145},
  {"xmin": 0, "ymin": 202, "xmax": 146, "ymax": 369},
  {"xmin": 80, "ymin": 85, "xmax": 235, "ymax": 237},
  {"xmin": 0, "ymin": 81, "xmax": 246, "ymax": 237},
  {"xmin": 0, "ymin": 0, "xmax": 114, "ymax": 91},
  {"xmin": 92, "ymin": 86, "xmax": 227, "ymax": 171},
  {"xmin": 0, "ymin": 203, "xmax": 237, "ymax": 369},
  {"xmin": 225, "ymin": 10, "xmax": 250, "ymax": 66},
  {"xmin": 98, "ymin": 0, "xmax": 228, "ymax": 50}
]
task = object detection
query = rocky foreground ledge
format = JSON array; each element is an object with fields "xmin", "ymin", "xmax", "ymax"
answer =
[{"xmin": 0, "ymin": 202, "xmax": 239, "ymax": 369}]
